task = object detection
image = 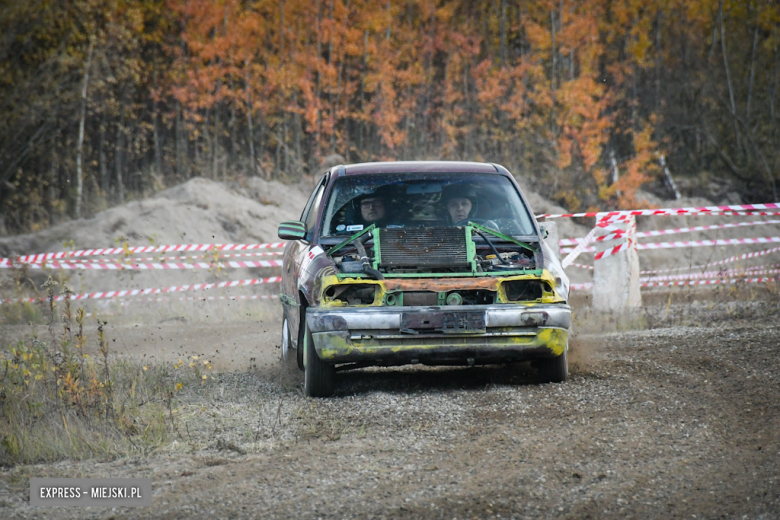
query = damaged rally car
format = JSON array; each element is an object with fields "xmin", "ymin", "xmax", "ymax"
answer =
[{"xmin": 278, "ymin": 161, "xmax": 571, "ymax": 397}]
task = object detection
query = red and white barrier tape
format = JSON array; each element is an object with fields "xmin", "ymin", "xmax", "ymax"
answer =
[
  {"xmin": 0, "ymin": 260, "xmax": 284, "ymax": 270},
  {"xmin": 561, "ymin": 236, "xmax": 780, "ymax": 257},
  {"xmin": 558, "ymin": 219, "xmax": 780, "ymax": 246},
  {"xmin": 537, "ymin": 202, "xmax": 780, "ymax": 220},
  {"xmin": 561, "ymin": 225, "xmax": 602, "ymax": 268},
  {"xmin": 639, "ymin": 237, "xmax": 780, "ymax": 251},
  {"xmin": 0, "ymin": 242, "xmax": 285, "ymax": 265},
  {"xmin": 570, "ymin": 277, "xmax": 779, "ymax": 291},
  {"xmin": 569, "ymin": 263, "xmax": 594, "ymax": 270},
  {"xmin": 129, "ymin": 294, "xmax": 279, "ymax": 303},
  {"xmin": 566, "ymin": 245, "xmax": 780, "ymax": 271},
  {"xmin": 0, "ymin": 277, "xmax": 281, "ymax": 305},
  {"xmin": 570, "ymin": 283, "xmax": 595, "ymax": 291},
  {"xmin": 42, "ymin": 252, "xmax": 285, "ymax": 263},
  {"xmin": 640, "ymin": 246, "xmax": 780, "ymax": 274},
  {"xmin": 641, "ymin": 268, "xmax": 780, "ymax": 283},
  {"xmin": 594, "ymin": 239, "xmax": 634, "ymax": 260},
  {"xmin": 640, "ymin": 277, "xmax": 779, "ymax": 288}
]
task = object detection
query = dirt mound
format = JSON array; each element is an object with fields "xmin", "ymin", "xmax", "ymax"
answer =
[
  {"xmin": 0, "ymin": 177, "xmax": 311, "ymax": 305},
  {"xmin": 0, "ymin": 177, "xmax": 309, "ymax": 257}
]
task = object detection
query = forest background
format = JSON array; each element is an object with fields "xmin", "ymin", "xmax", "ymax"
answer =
[{"xmin": 1, "ymin": 0, "xmax": 779, "ymax": 234}]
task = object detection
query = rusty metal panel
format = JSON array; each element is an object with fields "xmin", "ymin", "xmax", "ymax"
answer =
[{"xmin": 382, "ymin": 277, "xmax": 501, "ymax": 292}]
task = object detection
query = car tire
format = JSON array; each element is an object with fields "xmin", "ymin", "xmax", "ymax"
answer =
[
  {"xmin": 304, "ymin": 319, "xmax": 335, "ymax": 397},
  {"xmin": 280, "ymin": 317, "xmax": 303, "ymax": 386},
  {"xmin": 536, "ymin": 350, "xmax": 568, "ymax": 383},
  {"xmin": 281, "ymin": 317, "xmax": 293, "ymax": 362},
  {"xmin": 296, "ymin": 312, "xmax": 306, "ymax": 371}
]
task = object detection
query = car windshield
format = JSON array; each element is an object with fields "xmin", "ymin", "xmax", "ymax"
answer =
[{"xmin": 320, "ymin": 172, "xmax": 536, "ymax": 238}]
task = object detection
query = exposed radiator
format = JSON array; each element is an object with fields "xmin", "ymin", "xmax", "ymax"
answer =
[{"xmin": 379, "ymin": 227, "xmax": 469, "ymax": 269}]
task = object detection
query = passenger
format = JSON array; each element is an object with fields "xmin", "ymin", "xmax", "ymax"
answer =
[{"xmin": 441, "ymin": 185, "xmax": 501, "ymax": 231}]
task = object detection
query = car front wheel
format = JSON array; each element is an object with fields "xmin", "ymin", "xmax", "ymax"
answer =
[
  {"xmin": 304, "ymin": 319, "xmax": 335, "ymax": 397},
  {"xmin": 281, "ymin": 317, "xmax": 293, "ymax": 363},
  {"xmin": 536, "ymin": 350, "xmax": 568, "ymax": 383}
]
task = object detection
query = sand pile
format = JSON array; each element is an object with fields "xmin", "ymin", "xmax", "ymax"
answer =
[
  {"xmin": 0, "ymin": 177, "xmax": 309, "ymax": 256},
  {"xmin": 0, "ymin": 177, "xmax": 309, "ymax": 304}
]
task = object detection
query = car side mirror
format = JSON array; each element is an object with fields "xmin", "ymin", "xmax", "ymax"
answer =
[
  {"xmin": 539, "ymin": 224, "xmax": 549, "ymax": 240},
  {"xmin": 278, "ymin": 221, "xmax": 307, "ymax": 240}
]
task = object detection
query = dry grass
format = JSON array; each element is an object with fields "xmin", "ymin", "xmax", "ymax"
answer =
[{"xmin": 0, "ymin": 277, "xmax": 214, "ymax": 466}]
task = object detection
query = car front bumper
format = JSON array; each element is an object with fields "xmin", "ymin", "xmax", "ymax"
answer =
[{"xmin": 306, "ymin": 304, "xmax": 571, "ymax": 365}]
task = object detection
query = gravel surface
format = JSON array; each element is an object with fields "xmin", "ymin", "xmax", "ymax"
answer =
[{"xmin": 2, "ymin": 300, "xmax": 779, "ymax": 519}]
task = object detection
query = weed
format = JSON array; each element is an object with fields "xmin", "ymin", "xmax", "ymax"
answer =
[{"xmin": 0, "ymin": 276, "xmax": 213, "ymax": 466}]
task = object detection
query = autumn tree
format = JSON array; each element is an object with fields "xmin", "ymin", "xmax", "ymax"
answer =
[{"xmin": 1, "ymin": 0, "xmax": 778, "ymax": 234}]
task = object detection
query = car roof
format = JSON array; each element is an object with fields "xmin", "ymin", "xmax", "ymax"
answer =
[{"xmin": 340, "ymin": 161, "xmax": 501, "ymax": 176}]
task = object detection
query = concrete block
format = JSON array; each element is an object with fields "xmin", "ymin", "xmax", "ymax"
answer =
[{"xmin": 593, "ymin": 218, "xmax": 642, "ymax": 312}]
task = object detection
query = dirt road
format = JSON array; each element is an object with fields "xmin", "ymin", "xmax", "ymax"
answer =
[{"xmin": 2, "ymin": 300, "xmax": 779, "ymax": 519}]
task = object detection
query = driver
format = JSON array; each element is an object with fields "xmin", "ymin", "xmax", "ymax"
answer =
[
  {"xmin": 446, "ymin": 197, "xmax": 473, "ymax": 223},
  {"xmin": 442, "ymin": 186, "xmax": 478, "ymax": 225},
  {"xmin": 350, "ymin": 185, "xmax": 401, "ymax": 229},
  {"xmin": 359, "ymin": 195, "xmax": 386, "ymax": 224}
]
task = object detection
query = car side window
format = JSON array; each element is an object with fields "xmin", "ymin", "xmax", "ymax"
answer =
[{"xmin": 302, "ymin": 180, "xmax": 326, "ymax": 242}]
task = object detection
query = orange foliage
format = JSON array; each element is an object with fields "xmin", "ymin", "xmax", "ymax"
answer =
[{"xmin": 163, "ymin": 0, "xmax": 677, "ymax": 206}]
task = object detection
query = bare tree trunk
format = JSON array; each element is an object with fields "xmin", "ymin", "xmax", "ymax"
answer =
[
  {"xmin": 386, "ymin": 0, "xmax": 391, "ymax": 42},
  {"xmin": 422, "ymin": 13, "xmax": 434, "ymax": 155},
  {"xmin": 115, "ymin": 89, "xmax": 126, "ymax": 203},
  {"xmin": 359, "ymin": 30, "xmax": 367, "ymax": 156},
  {"xmin": 499, "ymin": 0, "xmax": 507, "ymax": 66},
  {"xmin": 328, "ymin": 0, "xmax": 335, "ymax": 152},
  {"xmin": 746, "ymin": 24, "xmax": 759, "ymax": 124},
  {"xmin": 283, "ymin": 116, "xmax": 289, "ymax": 173},
  {"xmin": 609, "ymin": 148, "xmax": 619, "ymax": 186},
  {"xmin": 259, "ymin": 107, "xmax": 266, "ymax": 176},
  {"xmin": 463, "ymin": 58, "xmax": 471, "ymax": 157},
  {"xmin": 99, "ymin": 110, "xmax": 107, "ymax": 193},
  {"xmin": 153, "ymin": 97, "xmax": 162, "ymax": 177},
  {"xmin": 550, "ymin": 8, "xmax": 556, "ymax": 134},
  {"xmin": 213, "ymin": 80, "xmax": 221, "ymax": 179},
  {"xmin": 333, "ymin": 0, "xmax": 348, "ymax": 157},
  {"xmin": 719, "ymin": 6, "xmax": 739, "ymax": 150},
  {"xmin": 293, "ymin": 90, "xmax": 301, "ymax": 173},
  {"xmin": 279, "ymin": 0, "xmax": 285, "ymax": 55},
  {"xmin": 708, "ymin": 0, "xmax": 724, "ymax": 63},
  {"xmin": 196, "ymin": 109, "xmax": 204, "ymax": 171},
  {"xmin": 659, "ymin": 154, "xmax": 681, "ymax": 199},
  {"xmin": 655, "ymin": 9, "xmax": 661, "ymax": 113},
  {"xmin": 230, "ymin": 81, "xmax": 237, "ymax": 167},
  {"xmin": 49, "ymin": 150, "xmax": 58, "ymax": 224},
  {"xmin": 175, "ymin": 99, "xmax": 182, "ymax": 178},
  {"xmin": 75, "ymin": 40, "xmax": 93, "ymax": 218},
  {"xmin": 244, "ymin": 65, "xmax": 256, "ymax": 176},
  {"xmin": 772, "ymin": 44, "xmax": 778, "ymax": 123},
  {"xmin": 314, "ymin": 0, "xmax": 323, "ymax": 160}
]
